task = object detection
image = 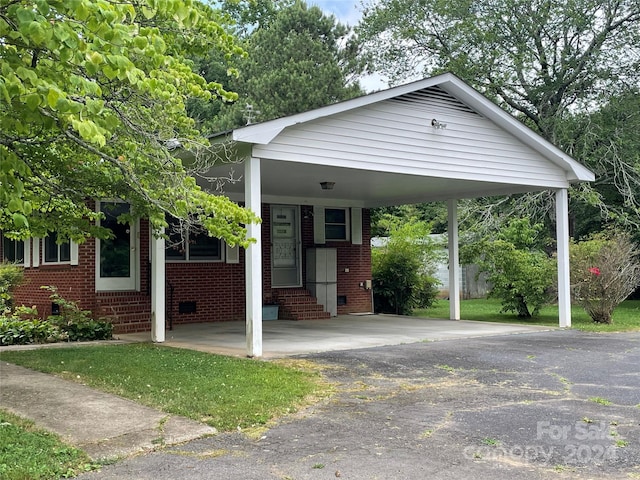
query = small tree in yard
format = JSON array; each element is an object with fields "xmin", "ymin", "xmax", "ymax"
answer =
[
  {"xmin": 570, "ymin": 232, "xmax": 640, "ymax": 324},
  {"xmin": 463, "ymin": 218, "xmax": 556, "ymax": 318},
  {"xmin": 372, "ymin": 219, "xmax": 441, "ymax": 315}
]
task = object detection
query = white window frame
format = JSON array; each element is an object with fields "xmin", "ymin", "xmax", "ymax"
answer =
[
  {"xmin": 95, "ymin": 201, "xmax": 139, "ymax": 292},
  {"xmin": 324, "ymin": 207, "xmax": 350, "ymax": 242},
  {"xmin": 165, "ymin": 218, "xmax": 224, "ymax": 263},
  {"xmin": 42, "ymin": 234, "xmax": 72, "ymax": 265},
  {"xmin": 2, "ymin": 235, "xmax": 27, "ymax": 266}
]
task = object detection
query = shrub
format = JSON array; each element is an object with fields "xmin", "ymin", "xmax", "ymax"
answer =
[
  {"xmin": 0, "ymin": 306, "xmax": 65, "ymax": 346},
  {"xmin": 463, "ymin": 219, "xmax": 556, "ymax": 318},
  {"xmin": 0, "ymin": 261, "xmax": 24, "ymax": 311},
  {"xmin": 43, "ymin": 286, "xmax": 113, "ymax": 341},
  {"xmin": 372, "ymin": 220, "xmax": 441, "ymax": 315},
  {"xmin": 570, "ymin": 232, "xmax": 640, "ymax": 324}
]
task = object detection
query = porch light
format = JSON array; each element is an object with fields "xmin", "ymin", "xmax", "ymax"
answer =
[
  {"xmin": 320, "ymin": 181, "xmax": 335, "ymax": 190},
  {"xmin": 431, "ymin": 118, "xmax": 447, "ymax": 129}
]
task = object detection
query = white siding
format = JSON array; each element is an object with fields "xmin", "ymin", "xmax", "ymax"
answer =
[{"xmin": 253, "ymin": 89, "xmax": 567, "ymax": 188}]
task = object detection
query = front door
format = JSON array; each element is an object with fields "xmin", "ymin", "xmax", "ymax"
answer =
[
  {"xmin": 96, "ymin": 202, "xmax": 137, "ymax": 291},
  {"xmin": 271, "ymin": 205, "xmax": 301, "ymax": 288}
]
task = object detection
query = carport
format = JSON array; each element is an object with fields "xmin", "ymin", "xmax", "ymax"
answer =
[
  {"xmin": 124, "ymin": 314, "xmax": 555, "ymax": 358},
  {"xmin": 148, "ymin": 73, "xmax": 594, "ymax": 357}
]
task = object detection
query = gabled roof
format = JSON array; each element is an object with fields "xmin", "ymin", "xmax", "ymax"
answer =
[{"xmin": 232, "ymin": 73, "xmax": 594, "ymax": 182}]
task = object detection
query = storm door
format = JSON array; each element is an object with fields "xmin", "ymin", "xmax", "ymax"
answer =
[{"xmin": 271, "ymin": 205, "xmax": 301, "ymax": 288}]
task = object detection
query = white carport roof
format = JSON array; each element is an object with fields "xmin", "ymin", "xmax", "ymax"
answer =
[
  {"xmin": 202, "ymin": 73, "xmax": 594, "ymax": 208},
  {"xmin": 151, "ymin": 73, "xmax": 596, "ymax": 357}
]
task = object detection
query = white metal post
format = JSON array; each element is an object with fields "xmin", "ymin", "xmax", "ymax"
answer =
[
  {"xmin": 150, "ymin": 225, "xmax": 166, "ymax": 343},
  {"xmin": 447, "ymin": 199, "xmax": 461, "ymax": 320},
  {"xmin": 555, "ymin": 188, "xmax": 572, "ymax": 328},
  {"xmin": 245, "ymin": 156, "xmax": 263, "ymax": 357}
]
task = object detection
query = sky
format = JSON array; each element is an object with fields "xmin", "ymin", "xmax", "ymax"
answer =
[
  {"xmin": 310, "ymin": 0, "xmax": 365, "ymax": 26},
  {"xmin": 309, "ymin": 0, "xmax": 388, "ymax": 91}
]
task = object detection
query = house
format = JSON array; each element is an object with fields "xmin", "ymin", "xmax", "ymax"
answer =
[{"xmin": 1, "ymin": 73, "xmax": 594, "ymax": 357}]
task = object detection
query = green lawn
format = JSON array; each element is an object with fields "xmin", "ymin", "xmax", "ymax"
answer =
[
  {"xmin": 0, "ymin": 344, "xmax": 328, "ymax": 432},
  {"xmin": 0, "ymin": 409, "xmax": 97, "ymax": 480},
  {"xmin": 415, "ymin": 298, "xmax": 640, "ymax": 332}
]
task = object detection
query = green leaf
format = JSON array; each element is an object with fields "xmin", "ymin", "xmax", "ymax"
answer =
[
  {"xmin": 35, "ymin": 0, "xmax": 50, "ymax": 16},
  {"xmin": 12, "ymin": 213, "xmax": 29, "ymax": 229},
  {"xmin": 46, "ymin": 89, "xmax": 60, "ymax": 109},
  {"xmin": 25, "ymin": 93, "xmax": 41, "ymax": 111}
]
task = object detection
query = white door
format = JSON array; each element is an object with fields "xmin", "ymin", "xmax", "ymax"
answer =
[
  {"xmin": 271, "ymin": 205, "xmax": 301, "ymax": 288},
  {"xmin": 96, "ymin": 202, "xmax": 137, "ymax": 291}
]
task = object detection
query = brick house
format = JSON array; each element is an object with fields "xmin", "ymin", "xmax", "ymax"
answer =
[{"xmin": 1, "ymin": 73, "xmax": 594, "ymax": 357}]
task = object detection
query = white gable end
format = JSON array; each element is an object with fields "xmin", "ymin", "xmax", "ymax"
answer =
[{"xmin": 252, "ymin": 86, "xmax": 568, "ymax": 189}]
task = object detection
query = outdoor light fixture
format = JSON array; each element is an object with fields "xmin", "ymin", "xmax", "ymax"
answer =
[
  {"xmin": 320, "ymin": 181, "xmax": 335, "ymax": 190},
  {"xmin": 431, "ymin": 118, "xmax": 447, "ymax": 129}
]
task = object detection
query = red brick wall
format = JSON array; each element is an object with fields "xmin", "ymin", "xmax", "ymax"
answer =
[
  {"xmin": 299, "ymin": 206, "xmax": 373, "ymax": 314},
  {"xmin": 5, "ymin": 221, "xmax": 152, "ymax": 334},
  {"xmin": 4, "ymin": 204, "xmax": 372, "ymax": 333}
]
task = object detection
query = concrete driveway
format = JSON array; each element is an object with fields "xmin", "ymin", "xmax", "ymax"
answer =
[
  {"xmin": 118, "ymin": 314, "xmax": 554, "ymax": 357},
  {"xmin": 81, "ymin": 330, "xmax": 640, "ymax": 480}
]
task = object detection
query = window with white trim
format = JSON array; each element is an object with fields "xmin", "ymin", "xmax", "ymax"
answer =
[
  {"xmin": 2, "ymin": 236, "xmax": 24, "ymax": 263},
  {"xmin": 325, "ymin": 208, "xmax": 350, "ymax": 241},
  {"xmin": 43, "ymin": 233, "xmax": 71, "ymax": 264},
  {"xmin": 165, "ymin": 217, "xmax": 222, "ymax": 261}
]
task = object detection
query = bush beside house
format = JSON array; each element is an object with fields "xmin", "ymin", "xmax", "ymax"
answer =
[{"xmin": 0, "ymin": 264, "xmax": 112, "ymax": 346}]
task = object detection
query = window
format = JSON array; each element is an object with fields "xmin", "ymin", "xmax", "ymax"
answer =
[
  {"xmin": 2, "ymin": 236, "xmax": 24, "ymax": 263},
  {"xmin": 165, "ymin": 218, "xmax": 222, "ymax": 261},
  {"xmin": 325, "ymin": 208, "xmax": 349, "ymax": 241},
  {"xmin": 44, "ymin": 233, "xmax": 71, "ymax": 263}
]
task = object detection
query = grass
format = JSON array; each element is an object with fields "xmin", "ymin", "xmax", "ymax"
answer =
[
  {"xmin": 414, "ymin": 298, "xmax": 640, "ymax": 332},
  {"xmin": 0, "ymin": 409, "xmax": 97, "ymax": 480},
  {"xmin": 0, "ymin": 343, "xmax": 327, "ymax": 432}
]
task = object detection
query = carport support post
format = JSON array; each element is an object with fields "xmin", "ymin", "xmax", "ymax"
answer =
[
  {"xmin": 245, "ymin": 156, "xmax": 263, "ymax": 357},
  {"xmin": 151, "ymin": 226, "xmax": 165, "ymax": 343},
  {"xmin": 555, "ymin": 188, "xmax": 572, "ymax": 328},
  {"xmin": 447, "ymin": 199, "xmax": 461, "ymax": 320}
]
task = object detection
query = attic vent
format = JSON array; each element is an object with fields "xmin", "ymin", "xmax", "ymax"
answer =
[{"xmin": 389, "ymin": 85, "xmax": 479, "ymax": 116}]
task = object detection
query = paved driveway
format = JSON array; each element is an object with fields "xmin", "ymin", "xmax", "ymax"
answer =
[{"xmin": 81, "ymin": 330, "xmax": 640, "ymax": 479}]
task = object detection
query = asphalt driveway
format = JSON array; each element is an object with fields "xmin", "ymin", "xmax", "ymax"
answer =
[{"xmin": 81, "ymin": 330, "xmax": 640, "ymax": 479}]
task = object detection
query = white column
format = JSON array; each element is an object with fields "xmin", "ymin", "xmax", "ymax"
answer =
[
  {"xmin": 151, "ymin": 226, "xmax": 166, "ymax": 343},
  {"xmin": 555, "ymin": 188, "xmax": 571, "ymax": 328},
  {"xmin": 245, "ymin": 156, "xmax": 263, "ymax": 357},
  {"xmin": 447, "ymin": 199, "xmax": 461, "ymax": 320}
]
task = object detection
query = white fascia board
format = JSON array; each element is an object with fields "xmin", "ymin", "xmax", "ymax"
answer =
[{"xmin": 440, "ymin": 78, "xmax": 595, "ymax": 182}]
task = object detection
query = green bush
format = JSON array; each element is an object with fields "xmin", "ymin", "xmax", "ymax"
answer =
[
  {"xmin": 463, "ymin": 218, "xmax": 556, "ymax": 318},
  {"xmin": 0, "ymin": 261, "xmax": 24, "ymax": 311},
  {"xmin": 570, "ymin": 231, "xmax": 640, "ymax": 324},
  {"xmin": 0, "ymin": 307, "xmax": 65, "ymax": 346},
  {"xmin": 0, "ymin": 287, "xmax": 113, "ymax": 346},
  {"xmin": 43, "ymin": 286, "xmax": 113, "ymax": 341},
  {"xmin": 373, "ymin": 220, "xmax": 441, "ymax": 315}
]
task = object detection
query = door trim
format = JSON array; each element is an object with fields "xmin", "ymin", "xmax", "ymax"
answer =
[
  {"xmin": 95, "ymin": 201, "xmax": 139, "ymax": 292},
  {"xmin": 270, "ymin": 204, "xmax": 302, "ymax": 288}
]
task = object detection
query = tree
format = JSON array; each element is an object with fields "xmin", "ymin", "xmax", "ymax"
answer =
[
  {"xmin": 1, "ymin": 0, "xmax": 258, "ymax": 245},
  {"xmin": 357, "ymin": 0, "xmax": 640, "ymax": 231},
  {"xmin": 559, "ymin": 88, "xmax": 640, "ymax": 238},
  {"xmin": 372, "ymin": 218, "xmax": 441, "ymax": 315},
  {"xmin": 193, "ymin": 0, "xmax": 363, "ymax": 132},
  {"xmin": 462, "ymin": 219, "xmax": 556, "ymax": 318}
]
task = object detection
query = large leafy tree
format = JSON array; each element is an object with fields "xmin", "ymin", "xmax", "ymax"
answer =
[
  {"xmin": 358, "ymin": 0, "xmax": 640, "ymax": 232},
  {"xmin": 1, "ymin": 0, "xmax": 258, "ymax": 244},
  {"xmin": 192, "ymin": 0, "xmax": 363, "ymax": 132}
]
